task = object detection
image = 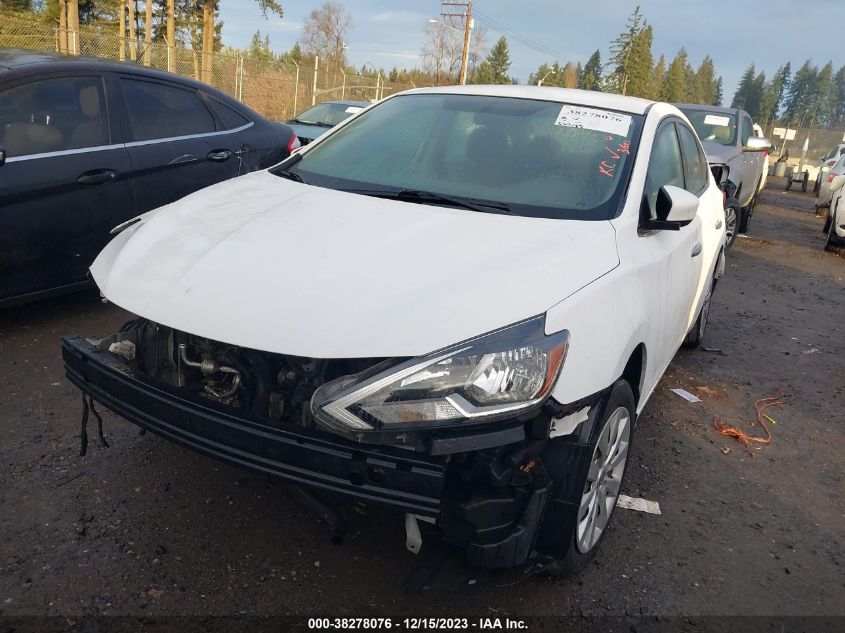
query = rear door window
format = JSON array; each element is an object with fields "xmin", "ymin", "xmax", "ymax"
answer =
[
  {"xmin": 121, "ymin": 78, "xmax": 215, "ymax": 141},
  {"xmin": 207, "ymin": 96, "xmax": 250, "ymax": 129},
  {"xmin": 0, "ymin": 75, "xmax": 108, "ymax": 157}
]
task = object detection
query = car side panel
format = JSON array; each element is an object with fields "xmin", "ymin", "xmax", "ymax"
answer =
[{"xmin": 546, "ymin": 104, "xmax": 723, "ymax": 413}]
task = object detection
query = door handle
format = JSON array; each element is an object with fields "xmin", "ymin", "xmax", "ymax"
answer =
[
  {"xmin": 168, "ymin": 153, "xmax": 197, "ymax": 165},
  {"xmin": 691, "ymin": 242, "xmax": 702, "ymax": 257},
  {"xmin": 715, "ymin": 219, "xmax": 723, "ymax": 229},
  {"xmin": 77, "ymin": 169, "xmax": 118, "ymax": 185},
  {"xmin": 207, "ymin": 149, "xmax": 233, "ymax": 162}
]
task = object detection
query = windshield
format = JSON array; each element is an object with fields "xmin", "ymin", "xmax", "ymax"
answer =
[
  {"xmin": 275, "ymin": 93, "xmax": 642, "ymax": 220},
  {"xmin": 679, "ymin": 107, "xmax": 737, "ymax": 147},
  {"xmin": 291, "ymin": 102, "xmax": 365, "ymax": 126}
]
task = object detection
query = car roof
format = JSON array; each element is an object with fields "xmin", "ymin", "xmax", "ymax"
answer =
[
  {"xmin": 0, "ymin": 48, "xmax": 228, "ymax": 95},
  {"xmin": 674, "ymin": 102, "xmax": 745, "ymax": 117},
  {"xmin": 402, "ymin": 84, "xmax": 655, "ymax": 115}
]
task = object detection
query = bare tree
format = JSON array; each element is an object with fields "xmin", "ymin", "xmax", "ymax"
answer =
[
  {"xmin": 467, "ymin": 24, "xmax": 488, "ymax": 78},
  {"xmin": 166, "ymin": 0, "xmax": 175, "ymax": 70},
  {"xmin": 128, "ymin": 0, "xmax": 137, "ymax": 60},
  {"xmin": 200, "ymin": 0, "xmax": 283, "ymax": 84},
  {"xmin": 420, "ymin": 19, "xmax": 462, "ymax": 84},
  {"xmin": 143, "ymin": 0, "xmax": 153, "ymax": 66},
  {"xmin": 300, "ymin": 1, "xmax": 352, "ymax": 74},
  {"xmin": 66, "ymin": 0, "xmax": 79, "ymax": 54},
  {"xmin": 58, "ymin": 0, "xmax": 68, "ymax": 54},
  {"xmin": 118, "ymin": 0, "xmax": 125, "ymax": 61}
]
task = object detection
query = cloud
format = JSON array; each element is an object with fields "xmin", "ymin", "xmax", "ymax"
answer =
[
  {"xmin": 368, "ymin": 11, "xmax": 427, "ymax": 25},
  {"xmin": 272, "ymin": 19, "xmax": 304, "ymax": 32}
]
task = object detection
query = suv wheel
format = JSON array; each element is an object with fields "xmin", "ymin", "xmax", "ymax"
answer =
[{"xmin": 724, "ymin": 198, "xmax": 740, "ymax": 248}]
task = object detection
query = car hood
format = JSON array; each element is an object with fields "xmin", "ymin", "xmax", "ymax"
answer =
[
  {"xmin": 701, "ymin": 141, "xmax": 740, "ymax": 164},
  {"xmin": 91, "ymin": 170, "xmax": 620, "ymax": 358}
]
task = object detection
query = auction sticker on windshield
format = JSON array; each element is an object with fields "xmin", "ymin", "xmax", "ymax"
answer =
[
  {"xmin": 554, "ymin": 105, "xmax": 631, "ymax": 137},
  {"xmin": 703, "ymin": 114, "xmax": 731, "ymax": 126}
]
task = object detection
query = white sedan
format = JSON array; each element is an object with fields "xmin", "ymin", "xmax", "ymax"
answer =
[
  {"xmin": 63, "ymin": 86, "xmax": 726, "ymax": 576},
  {"xmin": 824, "ymin": 173, "xmax": 845, "ymax": 251}
]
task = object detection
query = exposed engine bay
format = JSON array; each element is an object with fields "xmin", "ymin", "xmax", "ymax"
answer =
[{"xmin": 100, "ymin": 319, "xmax": 389, "ymax": 429}]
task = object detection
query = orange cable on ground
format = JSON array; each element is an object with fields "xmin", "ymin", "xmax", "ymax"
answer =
[{"xmin": 714, "ymin": 392, "xmax": 795, "ymax": 449}]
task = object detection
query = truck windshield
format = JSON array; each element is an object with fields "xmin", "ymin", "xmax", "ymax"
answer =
[
  {"xmin": 273, "ymin": 93, "xmax": 642, "ymax": 220},
  {"xmin": 679, "ymin": 107, "xmax": 737, "ymax": 147}
]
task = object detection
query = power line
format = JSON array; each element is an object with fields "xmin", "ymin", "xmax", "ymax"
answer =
[{"xmin": 472, "ymin": 9, "xmax": 565, "ymax": 61}]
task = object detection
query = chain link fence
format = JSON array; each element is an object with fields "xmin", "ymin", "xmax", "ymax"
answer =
[{"xmin": 0, "ymin": 12, "xmax": 420, "ymax": 121}]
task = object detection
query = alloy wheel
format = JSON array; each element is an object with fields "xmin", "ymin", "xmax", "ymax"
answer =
[
  {"xmin": 576, "ymin": 406, "xmax": 631, "ymax": 554},
  {"xmin": 725, "ymin": 205, "xmax": 738, "ymax": 245}
]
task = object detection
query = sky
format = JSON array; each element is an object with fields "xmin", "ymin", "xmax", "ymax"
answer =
[{"xmin": 219, "ymin": 0, "xmax": 845, "ymax": 103}]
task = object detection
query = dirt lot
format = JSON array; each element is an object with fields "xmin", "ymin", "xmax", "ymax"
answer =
[{"xmin": 1, "ymin": 178, "xmax": 843, "ymax": 619}]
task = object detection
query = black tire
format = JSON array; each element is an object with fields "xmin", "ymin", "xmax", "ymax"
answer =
[
  {"xmin": 724, "ymin": 199, "xmax": 740, "ymax": 248},
  {"xmin": 544, "ymin": 380, "xmax": 636, "ymax": 577},
  {"xmin": 825, "ymin": 212, "xmax": 838, "ymax": 252},
  {"xmin": 739, "ymin": 188, "xmax": 758, "ymax": 233},
  {"xmin": 683, "ymin": 277, "xmax": 714, "ymax": 349},
  {"xmin": 823, "ymin": 214, "xmax": 832, "ymax": 234}
]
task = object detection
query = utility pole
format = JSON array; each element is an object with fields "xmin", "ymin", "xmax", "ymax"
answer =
[{"xmin": 441, "ymin": 1, "xmax": 473, "ymax": 85}]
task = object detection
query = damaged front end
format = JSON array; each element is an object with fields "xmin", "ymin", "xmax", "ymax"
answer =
[{"xmin": 62, "ymin": 319, "xmax": 601, "ymax": 571}]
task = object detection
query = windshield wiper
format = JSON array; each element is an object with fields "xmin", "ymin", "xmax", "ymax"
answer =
[
  {"xmin": 343, "ymin": 188, "xmax": 513, "ymax": 214},
  {"xmin": 269, "ymin": 153, "xmax": 306, "ymax": 183},
  {"xmin": 291, "ymin": 118, "xmax": 332, "ymax": 127}
]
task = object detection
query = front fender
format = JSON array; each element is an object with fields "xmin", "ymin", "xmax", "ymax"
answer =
[{"xmin": 544, "ymin": 267, "xmax": 648, "ymax": 411}]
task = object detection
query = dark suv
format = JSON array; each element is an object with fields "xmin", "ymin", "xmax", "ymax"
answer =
[{"xmin": 0, "ymin": 49, "xmax": 298, "ymax": 306}]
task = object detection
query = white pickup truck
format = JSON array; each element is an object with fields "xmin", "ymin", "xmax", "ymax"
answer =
[{"xmin": 676, "ymin": 104, "xmax": 771, "ymax": 247}]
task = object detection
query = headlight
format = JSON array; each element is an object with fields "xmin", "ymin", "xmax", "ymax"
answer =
[{"xmin": 311, "ymin": 316, "xmax": 569, "ymax": 434}]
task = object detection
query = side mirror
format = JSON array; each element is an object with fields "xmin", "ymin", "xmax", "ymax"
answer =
[
  {"xmin": 830, "ymin": 174, "xmax": 845, "ymax": 193},
  {"xmin": 659, "ymin": 185, "xmax": 698, "ymax": 224},
  {"xmin": 743, "ymin": 136, "xmax": 771, "ymax": 152},
  {"xmin": 0, "ymin": 146, "xmax": 5, "ymax": 167},
  {"xmin": 643, "ymin": 185, "xmax": 698, "ymax": 231}
]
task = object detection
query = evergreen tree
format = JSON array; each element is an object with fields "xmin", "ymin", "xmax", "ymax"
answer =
[
  {"xmin": 529, "ymin": 61, "xmax": 561, "ymax": 86},
  {"xmin": 472, "ymin": 36, "xmax": 512, "ymax": 84},
  {"xmin": 692, "ymin": 56, "xmax": 717, "ymax": 105},
  {"xmin": 579, "ymin": 49, "xmax": 602, "ymax": 91},
  {"xmin": 661, "ymin": 49, "xmax": 689, "ymax": 103},
  {"xmin": 649, "ymin": 54, "xmax": 666, "ymax": 101},
  {"xmin": 784, "ymin": 60, "xmax": 819, "ymax": 123},
  {"xmin": 731, "ymin": 63, "xmax": 757, "ymax": 109},
  {"xmin": 608, "ymin": 6, "xmax": 653, "ymax": 96},
  {"xmin": 834, "ymin": 65, "xmax": 845, "ymax": 125},
  {"xmin": 814, "ymin": 61, "xmax": 836, "ymax": 126},
  {"xmin": 280, "ymin": 42, "xmax": 303, "ymax": 65},
  {"xmin": 248, "ymin": 30, "xmax": 273, "ymax": 65},
  {"xmin": 759, "ymin": 63, "xmax": 791, "ymax": 124},
  {"xmin": 744, "ymin": 71, "xmax": 766, "ymax": 119},
  {"xmin": 713, "ymin": 76, "xmax": 723, "ymax": 106}
]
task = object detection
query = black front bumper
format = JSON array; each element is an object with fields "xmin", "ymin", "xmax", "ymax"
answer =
[{"xmin": 61, "ymin": 336, "xmax": 446, "ymax": 517}]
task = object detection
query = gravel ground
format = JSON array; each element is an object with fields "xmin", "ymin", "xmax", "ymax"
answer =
[{"xmin": 1, "ymin": 178, "xmax": 843, "ymax": 619}]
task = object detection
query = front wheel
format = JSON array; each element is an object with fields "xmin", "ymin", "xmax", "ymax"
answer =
[
  {"xmin": 544, "ymin": 380, "xmax": 635, "ymax": 577},
  {"xmin": 724, "ymin": 199, "xmax": 741, "ymax": 248}
]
